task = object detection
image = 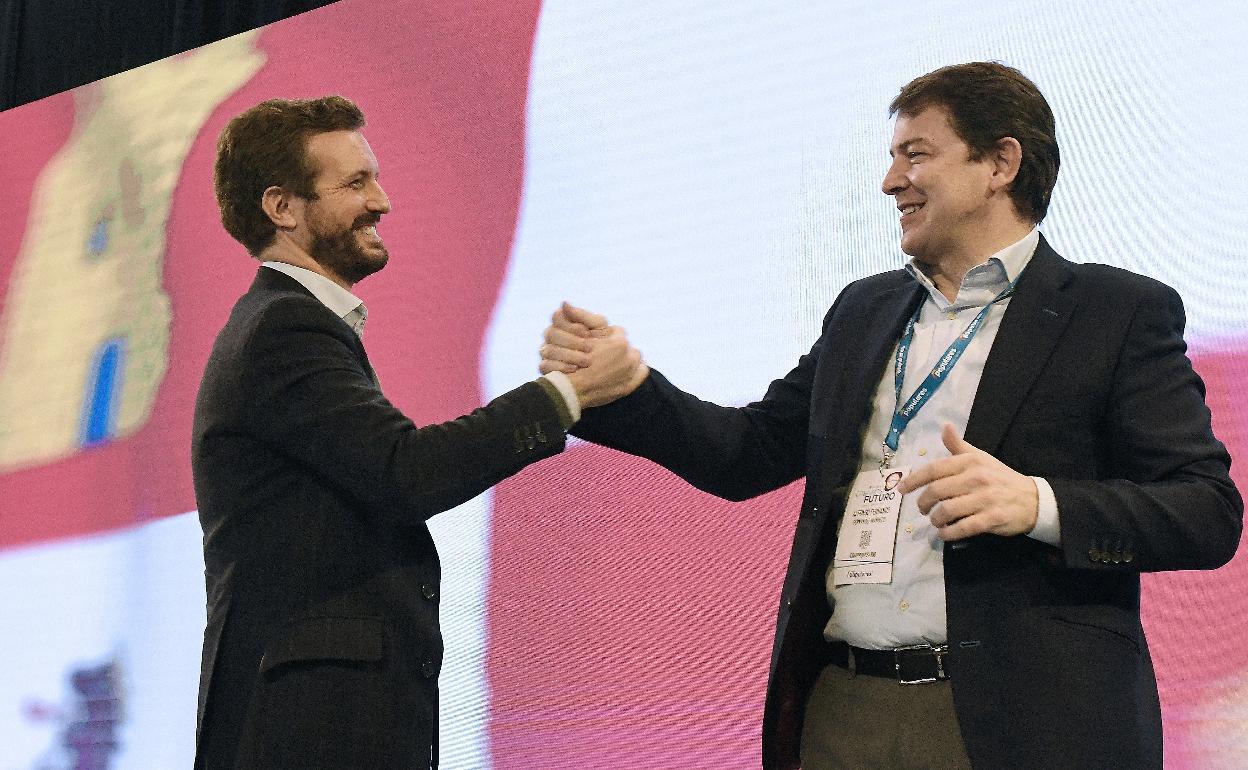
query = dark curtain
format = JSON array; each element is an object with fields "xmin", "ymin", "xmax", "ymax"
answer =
[
  {"xmin": 0, "ymin": 0, "xmax": 338, "ymax": 111},
  {"xmin": 0, "ymin": 0, "xmax": 20, "ymax": 110}
]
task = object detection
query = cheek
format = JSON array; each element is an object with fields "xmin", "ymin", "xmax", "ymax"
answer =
[
  {"xmin": 320, "ymin": 206, "xmax": 353, "ymax": 230},
  {"xmin": 905, "ymin": 171, "xmax": 926, "ymax": 195}
]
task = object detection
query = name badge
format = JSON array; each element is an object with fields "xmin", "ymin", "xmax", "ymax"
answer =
[{"xmin": 832, "ymin": 466, "xmax": 909, "ymax": 586}]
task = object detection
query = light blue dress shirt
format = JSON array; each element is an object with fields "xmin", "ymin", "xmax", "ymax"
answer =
[{"xmin": 824, "ymin": 228, "xmax": 1060, "ymax": 649}]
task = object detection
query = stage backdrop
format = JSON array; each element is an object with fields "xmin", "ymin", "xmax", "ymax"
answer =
[{"xmin": 1, "ymin": 1, "xmax": 1245, "ymax": 767}]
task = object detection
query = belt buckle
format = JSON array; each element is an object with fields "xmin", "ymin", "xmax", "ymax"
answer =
[{"xmin": 894, "ymin": 643, "xmax": 947, "ymax": 685}]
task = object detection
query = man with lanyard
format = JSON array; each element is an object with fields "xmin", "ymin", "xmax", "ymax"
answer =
[{"xmin": 537, "ymin": 62, "xmax": 1241, "ymax": 768}]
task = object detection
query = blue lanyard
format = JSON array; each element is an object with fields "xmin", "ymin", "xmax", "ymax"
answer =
[{"xmin": 882, "ymin": 274, "xmax": 1022, "ymax": 468}]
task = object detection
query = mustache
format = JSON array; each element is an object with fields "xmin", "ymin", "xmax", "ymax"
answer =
[{"xmin": 353, "ymin": 214, "xmax": 382, "ymax": 228}]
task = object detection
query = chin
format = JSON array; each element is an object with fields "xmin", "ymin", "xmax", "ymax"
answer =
[
  {"xmin": 354, "ymin": 236, "xmax": 389, "ymax": 266},
  {"xmin": 349, "ymin": 254, "xmax": 388, "ymax": 284},
  {"xmin": 368, "ymin": 240, "xmax": 390, "ymax": 263},
  {"xmin": 899, "ymin": 232, "xmax": 923, "ymax": 258}
]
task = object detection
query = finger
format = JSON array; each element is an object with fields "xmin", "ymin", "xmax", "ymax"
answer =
[
  {"xmin": 587, "ymin": 326, "xmax": 618, "ymax": 339},
  {"xmin": 539, "ymin": 359, "xmax": 579, "ymax": 375},
  {"xmin": 550, "ymin": 308, "xmax": 591, "ymax": 337},
  {"xmin": 942, "ymin": 422, "xmax": 977, "ymax": 456},
  {"xmin": 897, "ymin": 455, "xmax": 968, "ymax": 494},
  {"xmin": 561, "ymin": 302, "xmax": 609, "ymax": 331},
  {"xmin": 915, "ymin": 474, "xmax": 977, "ymax": 516},
  {"xmin": 935, "ymin": 514, "xmax": 987, "ymax": 541},
  {"xmin": 544, "ymin": 326, "xmax": 592, "ymax": 352},
  {"xmin": 927, "ymin": 493, "xmax": 980, "ymax": 528},
  {"xmin": 540, "ymin": 343, "xmax": 591, "ymax": 368}
]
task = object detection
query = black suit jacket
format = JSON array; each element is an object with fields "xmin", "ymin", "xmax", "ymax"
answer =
[
  {"xmin": 192, "ymin": 267, "xmax": 565, "ymax": 769},
  {"xmin": 574, "ymin": 237, "xmax": 1242, "ymax": 769}
]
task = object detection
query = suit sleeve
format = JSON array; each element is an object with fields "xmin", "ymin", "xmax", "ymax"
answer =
[
  {"xmin": 1048, "ymin": 283, "xmax": 1243, "ymax": 571},
  {"xmin": 571, "ymin": 309, "xmax": 835, "ymax": 502},
  {"xmin": 243, "ymin": 296, "xmax": 566, "ymax": 523}
]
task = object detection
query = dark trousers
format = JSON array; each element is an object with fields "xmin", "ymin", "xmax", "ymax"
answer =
[{"xmin": 800, "ymin": 658, "xmax": 974, "ymax": 770}]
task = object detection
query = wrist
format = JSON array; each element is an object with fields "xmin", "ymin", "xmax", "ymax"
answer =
[{"xmin": 538, "ymin": 372, "xmax": 581, "ymax": 427}]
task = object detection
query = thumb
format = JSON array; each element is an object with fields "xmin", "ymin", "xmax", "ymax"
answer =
[
  {"xmin": 562, "ymin": 302, "xmax": 609, "ymax": 330},
  {"xmin": 942, "ymin": 422, "xmax": 976, "ymax": 455}
]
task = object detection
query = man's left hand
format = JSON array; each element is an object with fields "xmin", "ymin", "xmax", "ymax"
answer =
[{"xmin": 896, "ymin": 423, "xmax": 1038, "ymax": 541}]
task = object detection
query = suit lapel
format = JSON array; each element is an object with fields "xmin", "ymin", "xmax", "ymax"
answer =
[
  {"xmin": 816, "ymin": 277, "xmax": 925, "ymax": 482},
  {"xmin": 964, "ymin": 235, "xmax": 1075, "ymax": 454},
  {"xmin": 844, "ymin": 279, "xmax": 927, "ymax": 423}
]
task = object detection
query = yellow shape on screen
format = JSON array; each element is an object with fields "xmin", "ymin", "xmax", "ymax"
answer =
[{"xmin": 0, "ymin": 31, "xmax": 265, "ymax": 471}]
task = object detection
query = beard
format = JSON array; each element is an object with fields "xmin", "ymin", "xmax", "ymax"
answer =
[{"xmin": 307, "ymin": 213, "xmax": 390, "ymax": 286}]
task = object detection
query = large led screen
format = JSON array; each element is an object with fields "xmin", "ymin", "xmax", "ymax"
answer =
[{"xmin": 1, "ymin": 1, "xmax": 1245, "ymax": 767}]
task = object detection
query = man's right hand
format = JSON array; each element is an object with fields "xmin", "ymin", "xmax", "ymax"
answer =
[{"xmin": 539, "ymin": 302, "xmax": 649, "ymax": 409}]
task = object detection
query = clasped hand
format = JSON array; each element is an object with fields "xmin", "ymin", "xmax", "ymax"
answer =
[
  {"xmin": 896, "ymin": 423, "xmax": 1039, "ymax": 541},
  {"xmin": 538, "ymin": 302, "xmax": 649, "ymax": 409}
]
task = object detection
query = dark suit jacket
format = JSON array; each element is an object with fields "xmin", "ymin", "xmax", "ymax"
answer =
[
  {"xmin": 192, "ymin": 267, "xmax": 565, "ymax": 769},
  {"xmin": 573, "ymin": 236, "xmax": 1242, "ymax": 770}
]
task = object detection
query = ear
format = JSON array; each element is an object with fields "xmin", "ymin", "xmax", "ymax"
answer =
[
  {"xmin": 261, "ymin": 185, "xmax": 300, "ymax": 230},
  {"xmin": 989, "ymin": 136, "xmax": 1023, "ymax": 192}
]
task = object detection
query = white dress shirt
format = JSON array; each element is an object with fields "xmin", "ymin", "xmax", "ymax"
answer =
[
  {"xmin": 261, "ymin": 261, "xmax": 366, "ymax": 332},
  {"xmin": 824, "ymin": 228, "xmax": 1060, "ymax": 649}
]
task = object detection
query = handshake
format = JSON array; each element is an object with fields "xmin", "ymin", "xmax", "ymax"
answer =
[{"xmin": 538, "ymin": 302, "xmax": 650, "ymax": 409}]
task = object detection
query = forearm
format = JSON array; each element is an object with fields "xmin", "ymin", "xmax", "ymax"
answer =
[
  {"xmin": 1051, "ymin": 284, "xmax": 1242, "ymax": 570},
  {"xmin": 250, "ymin": 303, "xmax": 568, "ymax": 522},
  {"xmin": 573, "ymin": 369, "xmax": 807, "ymax": 501},
  {"xmin": 381, "ymin": 380, "xmax": 569, "ymax": 518},
  {"xmin": 1050, "ymin": 469, "xmax": 1241, "ymax": 571}
]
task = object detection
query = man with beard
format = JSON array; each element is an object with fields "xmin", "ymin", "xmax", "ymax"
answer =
[{"xmin": 192, "ymin": 96, "xmax": 646, "ymax": 769}]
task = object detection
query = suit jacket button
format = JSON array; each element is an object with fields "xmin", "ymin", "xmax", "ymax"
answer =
[
  {"xmin": 421, "ymin": 583, "xmax": 437, "ymax": 601},
  {"xmin": 1087, "ymin": 547, "xmax": 1101, "ymax": 563},
  {"xmin": 421, "ymin": 661, "xmax": 439, "ymax": 679},
  {"xmin": 1122, "ymin": 549, "xmax": 1135, "ymax": 563}
]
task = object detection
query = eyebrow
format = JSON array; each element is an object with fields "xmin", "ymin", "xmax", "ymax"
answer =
[
  {"xmin": 342, "ymin": 168, "xmax": 380, "ymax": 183},
  {"xmin": 890, "ymin": 138, "xmax": 929, "ymax": 157}
]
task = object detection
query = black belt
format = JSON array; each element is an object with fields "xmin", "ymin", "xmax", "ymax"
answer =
[{"xmin": 827, "ymin": 641, "xmax": 952, "ymax": 684}]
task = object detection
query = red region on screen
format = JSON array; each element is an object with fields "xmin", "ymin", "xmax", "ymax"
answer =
[{"xmin": 487, "ymin": 445, "xmax": 801, "ymax": 768}]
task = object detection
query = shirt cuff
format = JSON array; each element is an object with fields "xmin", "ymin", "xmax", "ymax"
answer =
[
  {"xmin": 1027, "ymin": 476, "xmax": 1061, "ymax": 547},
  {"xmin": 539, "ymin": 371, "xmax": 581, "ymax": 428}
]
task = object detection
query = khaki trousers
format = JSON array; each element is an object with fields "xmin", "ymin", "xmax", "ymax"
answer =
[{"xmin": 800, "ymin": 660, "xmax": 974, "ymax": 770}]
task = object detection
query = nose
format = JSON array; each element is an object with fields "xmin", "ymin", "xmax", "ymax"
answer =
[
  {"xmin": 368, "ymin": 180, "xmax": 391, "ymax": 214},
  {"xmin": 881, "ymin": 156, "xmax": 908, "ymax": 197}
]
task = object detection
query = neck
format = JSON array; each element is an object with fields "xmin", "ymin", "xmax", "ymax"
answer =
[
  {"xmin": 260, "ymin": 239, "xmax": 353, "ymax": 290},
  {"xmin": 918, "ymin": 256, "xmax": 979, "ymax": 302},
  {"xmin": 917, "ymin": 219, "xmax": 1034, "ymax": 302}
]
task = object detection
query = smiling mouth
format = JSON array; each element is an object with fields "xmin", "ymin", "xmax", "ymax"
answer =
[{"xmin": 899, "ymin": 203, "xmax": 924, "ymax": 217}]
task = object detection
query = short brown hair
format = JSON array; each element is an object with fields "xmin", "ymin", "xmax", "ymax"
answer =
[
  {"xmin": 890, "ymin": 62, "xmax": 1059, "ymax": 223},
  {"xmin": 214, "ymin": 95, "xmax": 365, "ymax": 256}
]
